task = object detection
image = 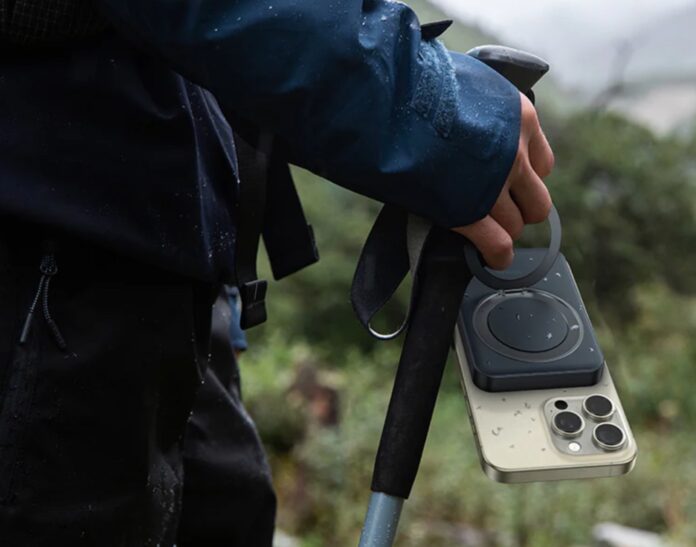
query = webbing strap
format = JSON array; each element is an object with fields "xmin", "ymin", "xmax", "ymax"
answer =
[
  {"xmin": 233, "ymin": 131, "xmax": 271, "ymax": 330},
  {"xmin": 350, "ymin": 205, "xmax": 433, "ymax": 340},
  {"xmin": 233, "ymin": 129, "xmax": 320, "ymax": 329},
  {"xmin": 262, "ymin": 159, "xmax": 319, "ymax": 281}
]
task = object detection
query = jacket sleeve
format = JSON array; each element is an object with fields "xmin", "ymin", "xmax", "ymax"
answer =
[{"xmin": 96, "ymin": 0, "xmax": 521, "ymax": 227}]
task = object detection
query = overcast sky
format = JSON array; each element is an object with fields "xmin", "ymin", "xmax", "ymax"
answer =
[
  {"xmin": 429, "ymin": 0, "xmax": 695, "ymax": 89},
  {"xmin": 430, "ymin": 0, "xmax": 693, "ymax": 45}
]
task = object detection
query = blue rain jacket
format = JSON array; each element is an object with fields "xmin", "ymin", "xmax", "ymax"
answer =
[{"xmin": 0, "ymin": 0, "xmax": 520, "ymax": 282}]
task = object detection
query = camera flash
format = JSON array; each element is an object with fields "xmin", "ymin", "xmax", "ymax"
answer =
[{"xmin": 568, "ymin": 442, "xmax": 581, "ymax": 452}]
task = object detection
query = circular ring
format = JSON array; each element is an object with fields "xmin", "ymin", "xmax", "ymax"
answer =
[
  {"xmin": 582, "ymin": 394, "xmax": 616, "ymax": 422},
  {"xmin": 464, "ymin": 205, "xmax": 562, "ymax": 290},
  {"xmin": 551, "ymin": 410, "xmax": 585, "ymax": 439},
  {"xmin": 592, "ymin": 423, "xmax": 627, "ymax": 451}
]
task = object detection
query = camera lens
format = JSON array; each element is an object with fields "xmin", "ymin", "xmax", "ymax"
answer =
[
  {"xmin": 552, "ymin": 411, "xmax": 584, "ymax": 438},
  {"xmin": 593, "ymin": 423, "xmax": 626, "ymax": 451},
  {"xmin": 583, "ymin": 395, "xmax": 615, "ymax": 421}
]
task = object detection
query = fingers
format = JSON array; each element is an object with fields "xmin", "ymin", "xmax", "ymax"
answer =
[
  {"xmin": 529, "ymin": 126, "xmax": 554, "ymax": 179},
  {"xmin": 510, "ymin": 158, "xmax": 552, "ymax": 224},
  {"xmin": 451, "ymin": 93, "xmax": 555, "ymax": 271},
  {"xmin": 490, "ymin": 188, "xmax": 524, "ymax": 240},
  {"xmin": 454, "ymin": 216, "xmax": 514, "ymax": 270}
]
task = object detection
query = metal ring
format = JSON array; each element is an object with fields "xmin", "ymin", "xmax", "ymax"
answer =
[
  {"xmin": 464, "ymin": 205, "xmax": 562, "ymax": 290},
  {"xmin": 472, "ymin": 289, "xmax": 584, "ymax": 363},
  {"xmin": 367, "ymin": 322, "xmax": 407, "ymax": 341}
]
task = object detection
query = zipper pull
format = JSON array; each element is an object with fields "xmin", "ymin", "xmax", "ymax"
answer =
[
  {"xmin": 19, "ymin": 251, "xmax": 67, "ymax": 351},
  {"xmin": 19, "ymin": 276, "xmax": 46, "ymax": 345}
]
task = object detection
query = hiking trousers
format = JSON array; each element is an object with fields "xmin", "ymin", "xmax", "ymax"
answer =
[{"xmin": 0, "ymin": 230, "xmax": 276, "ymax": 546}]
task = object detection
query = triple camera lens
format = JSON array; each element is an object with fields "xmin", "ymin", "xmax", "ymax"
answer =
[{"xmin": 551, "ymin": 395, "xmax": 627, "ymax": 452}]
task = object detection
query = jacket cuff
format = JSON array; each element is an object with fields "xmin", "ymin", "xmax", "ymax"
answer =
[{"xmin": 431, "ymin": 49, "xmax": 521, "ymax": 227}]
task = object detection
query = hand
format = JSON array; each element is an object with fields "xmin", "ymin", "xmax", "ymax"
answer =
[{"xmin": 454, "ymin": 93, "xmax": 554, "ymax": 270}]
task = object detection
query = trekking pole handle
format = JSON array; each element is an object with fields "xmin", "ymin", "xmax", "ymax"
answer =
[{"xmin": 467, "ymin": 45, "xmax": 549, "ymax": 100}]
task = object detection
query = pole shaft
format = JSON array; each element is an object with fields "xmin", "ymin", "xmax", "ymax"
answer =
[{"xmin": 358, "ymin": 493, "xmax": 404, "ymax": 547}]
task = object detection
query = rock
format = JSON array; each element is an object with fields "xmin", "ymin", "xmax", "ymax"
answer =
[
  {"xmin": 274, "ymin": 530, "xmax": 300, "ymax": 547},
  {"xmin": 593, "ymin": 522, "xmax": 665, "ymax": 547}
]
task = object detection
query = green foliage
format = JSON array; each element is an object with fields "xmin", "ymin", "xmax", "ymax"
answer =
[{"xmin": 542, "ymin": 112, "xmax": 696, "ymax": 324}]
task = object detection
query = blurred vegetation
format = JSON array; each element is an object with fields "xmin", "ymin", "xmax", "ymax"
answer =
[{"xmin": 241, "ymin": 2, "xmax": 696, "ymax": 546}]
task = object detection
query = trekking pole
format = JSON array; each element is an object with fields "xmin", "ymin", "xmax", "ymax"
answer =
[{"xmin": 358, "ymin": 46, "xmax": 550, "ymax": 547}]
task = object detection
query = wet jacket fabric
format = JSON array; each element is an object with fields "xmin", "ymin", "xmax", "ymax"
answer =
[{"xmin": 0, "ymin": 0, "xmax": 521, "ymax": 283}]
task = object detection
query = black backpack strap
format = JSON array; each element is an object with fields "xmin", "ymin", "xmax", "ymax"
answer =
[
  {"xmin": 233, "ymin": 128, "xmax": 320, "ymax": 329},
  {"xmin": 263, "ymin": 158, "xmax": 319, "ymax": 280},
  {"xmin": 233, "ymin": 130, "xmax": 271, "ymax": 330}
]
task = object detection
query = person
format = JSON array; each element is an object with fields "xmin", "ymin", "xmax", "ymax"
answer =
[{"xmin": 0, "ymin": 0, "xmax": 553, "ymax": 545}]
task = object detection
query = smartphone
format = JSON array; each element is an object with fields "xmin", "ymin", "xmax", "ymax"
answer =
[{"xmin": 454, "ymin": 250, "xmax": 637, "ymax": 483}]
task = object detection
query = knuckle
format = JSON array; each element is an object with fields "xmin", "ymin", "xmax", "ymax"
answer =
[
  {"xmin": 525, "ymin": 195, "xmax": 553, "ymax": 224},
  {"xmin": 509, "ymin": 152, "xmax": 531, "ymax": 185},
  {"xmin": 487, "ymin": 235, "xmax": 514, "ymax": 269},
  {"xmin": 538, "ymin": 149, "xmax": 555, "ymax": 178}
]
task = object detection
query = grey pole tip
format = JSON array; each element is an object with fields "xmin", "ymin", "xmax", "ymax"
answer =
[{"xmin": 358, "ymin": 493, "xmax": 404, "ymax": 547}]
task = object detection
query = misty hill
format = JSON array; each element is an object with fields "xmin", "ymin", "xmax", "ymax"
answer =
[{"xmin": 624, "ymin": 3, "xmax": 696, "ymax": 84}]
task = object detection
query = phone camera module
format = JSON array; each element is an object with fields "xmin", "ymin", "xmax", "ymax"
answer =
[
  {"xmin": 593, "ymin": 423, "xmax": 626, "ymax": 451},
  {"xmin": 552, "ymin": 410, "xmax": 584, "ymax": 438},
  {"xmin": 583, "ymin": 394, "xmax": 615, "ymax": 421}
]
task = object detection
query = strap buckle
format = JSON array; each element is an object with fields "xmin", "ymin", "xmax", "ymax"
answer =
[{"xmin": 239, "ymin": 279, "xmax": 268, "ymax": 330}]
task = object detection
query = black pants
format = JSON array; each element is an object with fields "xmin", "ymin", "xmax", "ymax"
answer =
[{"xmin": 0, "ymin": 233, "xmax": 276, "ymax": 545}]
